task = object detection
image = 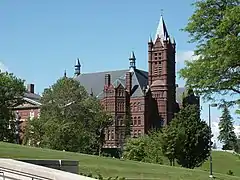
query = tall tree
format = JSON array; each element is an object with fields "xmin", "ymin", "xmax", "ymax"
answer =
[
  {"xmin": 218, "ymin": 105, "xmax": 237, "ymax": 150},
  {"xmin": 29, "ymin": 77, "xmax": 112, "ymax": 154},
  {"xmin": 162, "ymin": 105, "xmax": 211, "ymax": 169},
  {"xmin": 179, "ymin": 0, "xmax": 240, "ymax": 104},
  {"xmin": 0, "ymin": 71, "xmax": 25, "ymax": 142},
  {"xmin": 235, "ymin": 139, "xmax": 240, "ymax": 153},
  {"xmin": 161, "ymin": 126, "xmax": 178, "ymax": 166}
]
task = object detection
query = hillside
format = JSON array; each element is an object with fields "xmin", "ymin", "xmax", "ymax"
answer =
[{"xmin": 0, "ymin": 142, "xmax": 239, "ymax": 180}]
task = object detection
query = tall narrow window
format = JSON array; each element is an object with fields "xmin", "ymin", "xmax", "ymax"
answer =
[
  {"xmin": 154, "ymin": 62, "xmax": 158, "ymax": 75},
  {"xmin": 159, "ymin": 62, "xmax": 162, "ymax": 74}
]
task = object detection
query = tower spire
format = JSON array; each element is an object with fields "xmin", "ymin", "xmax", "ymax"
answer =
[
  {"xmin": 74, "ymin": 58, "xmax": 81, "ymax": 76},
  {"xmin": 129, "ymin": 51, "xmax": 136, "ymax": 70},
  {"xmin": 154, "ymin": 13, "xmax": 169, "ymax": 43}
]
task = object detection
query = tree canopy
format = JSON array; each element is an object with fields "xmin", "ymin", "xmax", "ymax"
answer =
[
  {"xmin": 218, "ymin": 105, "xmax": 237, "ymax": 150},
  {"xmin": 123, "ymin": 132, "xmax": 163, "ymax": 164},
  {"xmin": 179, "ymin": 0, "xmax": 240, "ymax": 104},
  {"xmin": 24, "ymin": 77, "xmax": 112, "ymax": 154},
  {"xmin": 162, "ymin": 105, "xmax": 210, "ymax": 169},
  {"xmin": 0, "ymin": 71, "xmax": 25, "ymax": 142}
]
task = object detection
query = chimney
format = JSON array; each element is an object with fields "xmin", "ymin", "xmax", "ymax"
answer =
[
  {"xmin": 105, "ymin": 74, "xmax": 111, "ymax": 86},
  {"xmin": 125, "ymin": 72, "xmax": 132, "ymax": 93},
  {"xmin": 27, "ymin": 84, "xmax": 34, "ymax": 94}
]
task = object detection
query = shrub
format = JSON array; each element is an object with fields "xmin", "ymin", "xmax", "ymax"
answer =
[{"xmin": 227, "ymin": 170, "xmax": 234, "ymax": 176}]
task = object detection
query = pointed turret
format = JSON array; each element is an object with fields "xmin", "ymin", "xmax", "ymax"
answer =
[
  {"xmin": 129, "ymin": 51, "xmax": 136, "ymax": 70},
  {"xmin": 148, "ymin": 35, "xmax": 153, "ymax": 43},
  {"xmin": 154, "ymin": 15, "xmax": 169, "ymax": 44},
  {"xmin": 63, "ymin": 70, "xmax": 67, "ymax": 78},
  {"xmin": 74, "ymin": 58, "xmax": 81, "ymax": 76},
  {"xmin": 148, "ymin": 35, "xmax": 153, "ymax": 51},
  {"xmin": 172, "ymin": 36, "xmax": 176, "ymax": 45}
]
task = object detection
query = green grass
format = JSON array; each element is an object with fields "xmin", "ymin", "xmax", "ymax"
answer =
[{"xmin": 0, "ymin": 142, "xmax": 239, "ymax": 180}]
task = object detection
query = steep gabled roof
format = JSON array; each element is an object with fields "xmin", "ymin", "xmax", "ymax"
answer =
[
  {"xmin": 74, "ymin": 68, "xmax": 148, "ymax": 98},
  {"xmin": 74, "ymin": 68, "xmax": 186, "ymax": 104}
]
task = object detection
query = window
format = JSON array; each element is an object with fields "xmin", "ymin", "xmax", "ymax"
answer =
[
  {"xmin": 138, "ymin": 117, "xmax": 141, "ymax": 125},
  {"xmin": 155, "ymin": 53, "xmax": 157, "ymax": 56},
  {"xmin": 159, "ymin": 62, "xmax": 162, "ymax": 74},
  {"xmin": 134, "ymin": 130, "xmax": 137, "ymax": 137},
  {"xmin": 138, "ymin": 130, "xmax": 142, "ymax": 136},
  {"xmin": 111, "ymin": 130, "xmax": 114, "ymax": 140},
  {"xmin": 120, "ymin": 119, "xmax": 123, "ymax": 126},
  {"xmin": 133, "ymin": 103, "xmax": 137, "ymax": 111},
  {"xmin": 108, "ymin": 130, "xmax": 111, "ymax": 140},
  {"xmin": 29, "ymin": 111, "xmax": 35, "ymax": 120},
  {"xmin": 138, "ymin": 102, "xmax": 141, "ymax": 111},
  {"xmin": 134, "ymin": 117, "xmax": 137, "ymax": 125}
]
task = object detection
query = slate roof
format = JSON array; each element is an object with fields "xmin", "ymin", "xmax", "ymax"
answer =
[
  {"xmin": 74, "ymin": 68, "xmax": 185, "ymax": 104},
  {"xmin": 24, "ymin": 92, "xmax": 41, "ymax": 103}
]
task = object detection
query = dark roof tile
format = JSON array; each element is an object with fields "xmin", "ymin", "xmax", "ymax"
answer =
[{"xmin": 74, "ymin": 69, "xmax": 186, "ymax": 103}]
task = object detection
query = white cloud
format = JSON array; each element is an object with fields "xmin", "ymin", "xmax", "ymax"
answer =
[
  {"xmin": 0, "ymin": 62, "xmax": 8, "ymax": 72},
  {"xmin": 176, "ymin": 50, "xmax": 199, "ymax": 63}
]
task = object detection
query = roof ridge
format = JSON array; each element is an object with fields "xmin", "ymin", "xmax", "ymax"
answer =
[{"xmin": 80, "ymin": 69, "xmax": 129, "ymax": 75}]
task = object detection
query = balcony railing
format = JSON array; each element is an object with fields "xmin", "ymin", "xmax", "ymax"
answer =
[{"xmin": 0, "ymin": 166, "xmax": 53, "ymax": 180}]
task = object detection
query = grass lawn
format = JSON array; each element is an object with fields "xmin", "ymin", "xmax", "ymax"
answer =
[{"xmin": 0, "ymin": 142, "xmax": 239, "ymax": 180}]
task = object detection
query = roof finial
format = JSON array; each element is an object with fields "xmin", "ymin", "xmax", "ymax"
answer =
[
  {"xmin": 129, "ymin": 51, "xmax": 136, "ymax": 70},
  {"xmin": 161, "ymin": 9, "xmax": 164, "ymax": 16},
  {"xmin": 74, "ymin": 58, "xmax": 81, "ymax": 76}
]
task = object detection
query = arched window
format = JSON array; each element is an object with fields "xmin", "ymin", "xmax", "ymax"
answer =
[
  {"xmin": 138, "ymin": 117, "xmax": 141, "ymax": 125},
  {"xmin": 134, "ymin": 117, "xmax": 137, "ymax": 126}
]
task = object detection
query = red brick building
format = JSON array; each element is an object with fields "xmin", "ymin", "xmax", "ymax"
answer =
[
  {"xmin": 12, "ymin": 15, "xmax": 198, "ymax": 148},
  {"xmin": 13, "ymin": 83, "xmax": 41, "ymax": 143},
  {"xmin": 74, "ymin": 15, "xmax": 198, "ymax": 149}
]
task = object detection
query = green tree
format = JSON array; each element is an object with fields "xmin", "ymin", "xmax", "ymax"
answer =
[
  {"xmin": 235, "ymin": 139, "xmax": 240, "ymax": 153},
  {"xmin": 86, "ymin": 96, "xmax": 112, "ymax": 156},
  {"xmin": 218, "ymin": 105, "xmax": 237, "ymax": 150},
  {"xmin": 22, "ymin": 117, "xmax": 45, "ymax": 147},
  {"xmin": 144, "ymin": 130, "xmax": 163, "ymax": 164},
  {"xmin": 123, "ymin": 132, "xmax": 163, "ymax": 164},
  {"xmin": 123, "ymin": 136, "xmax": 147, "ymax": 162},
  {"xmin": 179, "ymin": 0, "xmax": 240, "ymax": 104},
  {"xmin": 163, "ymin": 105, "xmax": 211, "ymax": 169},
  {"xmin": 161, "ymin": 126, "xmax": 178, "ymax": 166},
  {"xmin": 0, "ymin": 71, "xmax": 25, "ymax": 142},
  {"xmin": 30, "ymin": 77, "xmax": 111, "ymax": 154}
]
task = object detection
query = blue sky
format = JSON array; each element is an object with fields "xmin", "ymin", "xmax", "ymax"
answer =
[{"xmin": 0, "ymin": 0, "xmax": 239, "ymax": 146}]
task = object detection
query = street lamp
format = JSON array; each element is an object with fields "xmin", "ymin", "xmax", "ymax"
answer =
[{"xmin": 208, "ymin": 103, "xmax": 218, "ymax": 179}]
